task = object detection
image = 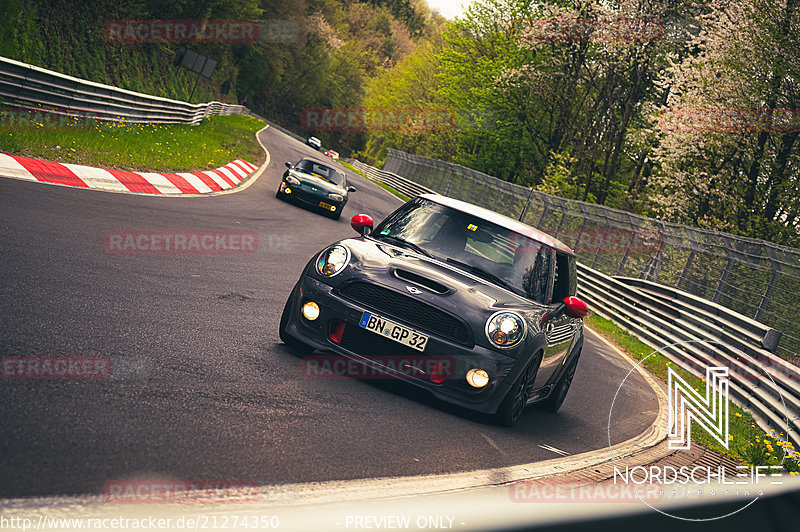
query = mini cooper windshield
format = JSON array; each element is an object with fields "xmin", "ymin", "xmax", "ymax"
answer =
[{"xmin": 371, "ymin": 198, "xmax": 555, "ymax": 304}]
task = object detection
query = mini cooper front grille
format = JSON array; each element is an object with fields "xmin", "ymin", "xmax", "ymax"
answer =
[{"xmin": 337, "ymin": 281, "xmax": 472, "ymax": 346}]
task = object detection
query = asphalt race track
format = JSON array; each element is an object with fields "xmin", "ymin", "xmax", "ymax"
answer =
[{"xmin": 0, "ymin": 126, "xmax": 659, "ymax": 498}]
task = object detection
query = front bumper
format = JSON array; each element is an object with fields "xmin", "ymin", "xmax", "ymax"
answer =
[
  {"xmin": 283, "ymin": 275, "xmax": 519, "ymax": 415},
  {"xmin": 279, "ymin": 183, "xmax": 345, "ymax": 215}
]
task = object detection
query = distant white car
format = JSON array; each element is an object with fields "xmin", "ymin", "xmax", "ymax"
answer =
[
  {"xmin": 324, "ymin": 149, "xmax": 339, "ymax": 160},
  {"xmin": 306, "ymin": 137, "xmax": 322, "ymax": 150}
]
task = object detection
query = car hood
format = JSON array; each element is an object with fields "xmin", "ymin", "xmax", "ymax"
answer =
[
  {"xmin": 291, "ymin": 170, "xmax": 346, "ymax": 194},
  {"xmin": 333, "ymin": 237, "xmax": 543, "ymax": 312}
]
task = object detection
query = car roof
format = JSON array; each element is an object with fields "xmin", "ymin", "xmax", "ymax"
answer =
[{"xmin": 420, "ymin": 194, "xmax": 574, "ymax": 255}]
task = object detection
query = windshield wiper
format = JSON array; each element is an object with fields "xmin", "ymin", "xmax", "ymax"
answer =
[
  {"xmin": 445, "ymin": 257, "xmax": 521, "ymax": 295},
  {"xmin": 377, "ymin": 235, "xmax": 434, "ymax": 258}
]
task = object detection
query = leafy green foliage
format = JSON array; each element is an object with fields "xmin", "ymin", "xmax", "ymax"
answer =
[{"xmin": 363, "ymin": 0, "xmax": 800, "ymax": 246}]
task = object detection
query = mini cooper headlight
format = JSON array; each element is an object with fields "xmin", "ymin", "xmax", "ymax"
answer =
[
  {"xmin": 328, "ymin": 193, "xmax": 344, "ymax": 202},
  {"xmin": 285, "ymin": 174, "xmax": 300, "ymax": 185},
  {"xmin": 315, "ymin": 245, "xmax": 350, "ymax": 277},
  {"xmin": 485, "ymin": 312, "xmax": 525, "ymax": 348}
]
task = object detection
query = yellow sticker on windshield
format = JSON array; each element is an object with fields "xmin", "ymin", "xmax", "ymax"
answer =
[{"xmin": 467, "ymin": 224, "xmax": 478, "ymax": 231}]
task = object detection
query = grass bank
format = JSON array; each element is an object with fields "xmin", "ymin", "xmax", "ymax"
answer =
[{"xmin": 0, "ymin": 111, "xmax": 264, "ymax": 172}]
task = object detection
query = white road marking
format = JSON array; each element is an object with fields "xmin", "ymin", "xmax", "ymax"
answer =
[
  {"xmin": 538, "ymin": 444, "xmax": 570, "ymax": 456},
  {"xmin": 481, "ymin": 433, "xmax": 506, "ymax": 455}
]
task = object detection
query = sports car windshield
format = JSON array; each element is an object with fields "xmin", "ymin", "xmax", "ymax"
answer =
[
  {"xmin": 295, "ymin": 160, "xmax": 345, "ymax": 186},
  {"xmin": 372, "ymin": 198, "xmax": 554, "ymax": 303}
]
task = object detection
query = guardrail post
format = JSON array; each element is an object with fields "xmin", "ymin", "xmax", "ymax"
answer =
[
  {"xmin": 712, "ymin": 236, "xmax": 735, "ymax": 304},
  {"xmin": 443, "ymin": 164, "xmax": 455, "ymax": 196},
  {"xmin": 644, "ymin": 221, "xmax": 666, "ymax": 282},
  {"xmin": 756, "ymin": 245, "xmax": 781, "ymax": 322},
  {"xmin": 518, "ymin": 187, "xmax": 535, "ymax": 222},
  {"xmin": 615, "ymin": 212, "xmax": 638, "ymax": 276},
  {"xmin": 590, "ymin": 208, "xmax": 610, "ymax": 270},
  {"xmin": 678, "ymin": 227, "xmax": 698, "ymax": 289}
]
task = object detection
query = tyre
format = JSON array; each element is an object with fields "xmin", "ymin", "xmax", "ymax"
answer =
[
  {"xmin": 541, "ymin": 349, "xmax": 581, "ymax": 413},
  {"xmin": 279, "ymin": 290, "xmax": 308, "ymax": 351},
  {"xmin": 494, "ymin": 353, "xmax": 542, "ymax": 426}
]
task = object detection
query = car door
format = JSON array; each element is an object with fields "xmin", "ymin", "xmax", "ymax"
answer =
[{"xmin": 534, "ymin": 252, "xmax": 576, "ymax": 388}]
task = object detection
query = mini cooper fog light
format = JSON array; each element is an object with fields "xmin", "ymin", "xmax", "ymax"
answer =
[
  {"xmin": 316, "ymin": 245, "xmax": 350, "ymax": 277},
  {"xmin": 285, "ymin": 187, "xmax": 292, "ymax": 194},
  {"xmin": 485, "ymin": 312, "xmax": 525, "ymax": 348},
  {"xmin": 302, "ymin": 301, "xmax": 320, "ymax": 321},
  {"xmin": 466, "ymin": 368, "xmax": 490, "ymax": 388},
  {"xmin": 330, "ymin": 205, "xmax": 337, "ymax": 212}
]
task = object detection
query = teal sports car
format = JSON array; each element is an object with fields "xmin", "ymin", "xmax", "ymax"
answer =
[{"xmin": 277, "ymin": 158, "xmax": 356, "ymax": 220}]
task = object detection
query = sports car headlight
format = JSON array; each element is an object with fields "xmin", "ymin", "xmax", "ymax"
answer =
[
  {"xmin": 285, "ymin": 175, "xmax": 300, "ymax": 185},
  {"xmin": 328, "ymin": 193, "xmax": 344, "ymax": 202},
  {"xmin": 315, "ymin": 245, "xmax": 350, "ymax": 277},
  {"xmin": 485, "ymin": 312, "xmax": 525, "ymax": 348}
]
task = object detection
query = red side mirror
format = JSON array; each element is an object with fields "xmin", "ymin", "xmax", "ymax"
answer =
[
  {"xmin": 564, "ymin": 296, "xmax": 588, "ymax": 319},
  {"xmin": 351, "ymin": 214, "xmax": 373, "ymax": 235}
]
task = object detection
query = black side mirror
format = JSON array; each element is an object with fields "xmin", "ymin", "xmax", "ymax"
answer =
[
  {"xmin": 347, "ymin": 186, "xmax": 356, "ymax": 193},
  {"xmin": 284, "ymin": 161, "xmax": 293, "ymax": 169}
]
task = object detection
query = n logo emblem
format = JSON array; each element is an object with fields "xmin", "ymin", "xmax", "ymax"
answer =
[{"xmin": 668, "ymin": 366, "xmax": 729, "ymax": 450}]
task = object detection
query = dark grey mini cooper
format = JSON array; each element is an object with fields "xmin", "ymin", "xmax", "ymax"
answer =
[{"xmin": 279, "ymin": 194, "xmax": 588, "ymax": 425}]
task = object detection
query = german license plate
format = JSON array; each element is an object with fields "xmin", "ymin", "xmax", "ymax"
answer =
[
  {"xmin": 319, "ymin": 201, "xmax": 333, "ymax": 209},
  {"xmin": 359, "ymin": 312, "xmax": 428, "ymax": 352}
]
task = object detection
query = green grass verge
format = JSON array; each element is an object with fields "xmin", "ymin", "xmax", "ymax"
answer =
[
  {"xmin": 338, "ymin": 160, "xmax": 410, "ymax": 202},
  {"xmin": 585, "ymin": 312, "xmax": 799, "ymax": 473},
  {"xmin": 0, "ymin": 111, "xmax": 264, "ymax": 172}
]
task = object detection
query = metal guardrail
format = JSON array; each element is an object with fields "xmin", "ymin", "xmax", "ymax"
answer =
[
  {"xmin": 347, "ymin": 159, "xmax": 435, "ymax": 198},
  {"xmin": 0, "ymin": 55, "xmax": 246, "ymax": 124},
  {"xmin": 352, "ymin": 157, "xmax": 800, "ymax": 447},
  {"xmin": 578, "ymin": 263, "xmax": 799, "ymax": 446}
]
